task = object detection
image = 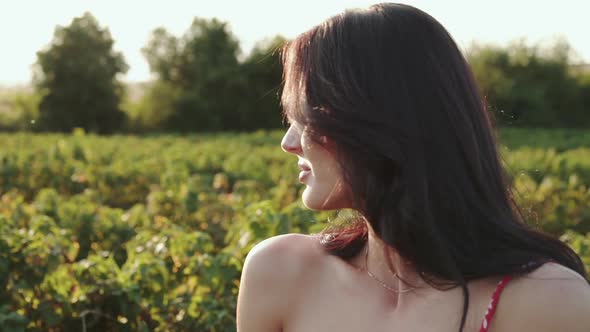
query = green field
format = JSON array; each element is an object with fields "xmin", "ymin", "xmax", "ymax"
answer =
[{"xmin": 1, "ymin": 128, "xmax": 589, "ymax": 331}]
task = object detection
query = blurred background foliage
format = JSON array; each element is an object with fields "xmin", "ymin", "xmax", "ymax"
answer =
[
  {"xmin": 0, "ymin": 13, "xmax": 589, "ymax": 133},
  {"xmin": 466, "ymin": 37, "xmax": 590, "ymax": 128}
]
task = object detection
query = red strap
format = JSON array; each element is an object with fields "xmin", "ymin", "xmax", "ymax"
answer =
[{"xmin": 479, "ymin": 275, "xmax": 513, "ymax": 332}]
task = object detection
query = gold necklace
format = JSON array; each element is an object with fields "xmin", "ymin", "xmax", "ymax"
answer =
[{"xmin": 363, "ymin": 243, "xmax": 418, "ymax": 293}]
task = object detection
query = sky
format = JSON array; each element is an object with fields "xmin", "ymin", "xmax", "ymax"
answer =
[{"xmin": 1, "ymin": 0, "xmax": 588, "ymax": 85}]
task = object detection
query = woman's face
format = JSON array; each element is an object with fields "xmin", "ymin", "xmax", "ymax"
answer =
[{"xmin": 280, "ymin": 119, "xmax": 352, "ymax": 210}]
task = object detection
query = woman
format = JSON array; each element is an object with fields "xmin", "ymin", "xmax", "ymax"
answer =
[{"xmin": 237, "ymin": 3, "xmax": 590, "ymax": 332}]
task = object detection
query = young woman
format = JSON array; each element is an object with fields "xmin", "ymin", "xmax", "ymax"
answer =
[{"xmin": 237, "ymin": 3, "xmax": 590, "ymax": 332}]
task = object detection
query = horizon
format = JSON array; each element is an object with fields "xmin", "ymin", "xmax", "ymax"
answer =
[{"xmin": 1, "ymin": 0, "xmax": 589, "ymax": 85}]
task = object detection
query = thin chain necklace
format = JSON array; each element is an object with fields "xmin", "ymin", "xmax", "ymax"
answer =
[{"xmin": 362, "ymin": 243, "xmax": 418, "ymax": 293}]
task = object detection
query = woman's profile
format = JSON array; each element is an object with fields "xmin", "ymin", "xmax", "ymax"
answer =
[{"xmin": 236, "ymin": 3, "xmax": 590, "ymax": 332}]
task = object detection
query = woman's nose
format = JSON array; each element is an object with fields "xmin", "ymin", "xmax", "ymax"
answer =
[{"xmin": 281, "ymin": 131, "xmax": 302, "ymax": 154}]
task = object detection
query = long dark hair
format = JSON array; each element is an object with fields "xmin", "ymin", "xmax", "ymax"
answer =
[{"xmin": 280, "ymin": 3, "xmax": 589, "ymax": 332}]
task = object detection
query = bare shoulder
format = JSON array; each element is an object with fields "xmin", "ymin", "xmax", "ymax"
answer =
[
  {"xmin": 492, "ymin": 262, "xmax": 590, "ymax": 332},
  {"xmin": 244, "ymin": 233, "xmax": 324, "ymax": 277},
  {"xmin": 237, "ymin": 233, "xmax": 324, "ymax": 331}
]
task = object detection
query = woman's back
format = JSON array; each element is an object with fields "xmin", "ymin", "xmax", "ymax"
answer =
[{"xmin": 237, "ymin": 233, "xmax": 590, "ymax": 332}]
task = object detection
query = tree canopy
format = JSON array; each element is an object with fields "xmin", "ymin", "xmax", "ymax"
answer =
[{"xmin": 34, "ymin": 12, "xmax": 128, "ymax": 134}]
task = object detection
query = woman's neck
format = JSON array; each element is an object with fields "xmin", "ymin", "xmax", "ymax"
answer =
[
  {"xmin": 348, "ymin": 225, "xmax": 435, "ymax": 297},
  {"xmin": 367, "ymin": 231, "xmax": 424, "ymax": 285},
  {"xmin": 338, "ymin": 223, "xmax": 451, "ymax": 312}
]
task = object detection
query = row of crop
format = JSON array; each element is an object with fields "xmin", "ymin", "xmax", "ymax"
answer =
[
  {"xmin": 1, "ymin": 170, "xmax": 589, "ymax": 330},
  {"xmin": 0, "ymin": 131, "xmax": 590, "ymax": 210},
  {"xmin": 496, "ymin": 127, "xmax": 590, "ymax": 151},
  {"xmin": 0, "ymin": 182, "xmax": 327, "ymax": 331},
  {"xmin": 0, "ymin": 132, "xmax": 292, "ymax": 208},
  {"xmin": 1, "ymin": 129, "xmax": 589, "ymax": 331}
]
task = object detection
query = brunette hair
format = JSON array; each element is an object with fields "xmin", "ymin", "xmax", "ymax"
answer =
[{"xmin": 280, "ymin": 3, "xmax": 588, "ymax": 332}]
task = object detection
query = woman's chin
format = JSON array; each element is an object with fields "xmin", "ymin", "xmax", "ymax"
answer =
[
  {"xmin": 302, "ymin": 190, "xmax": 334, "ymax": 211},
  {"xmin": 300, "ymin": 178, "xmax": 350, "ymax": 210},
  {"xmin": 301, "ymin": 190, "xmax": 322, "ymax": 211}
]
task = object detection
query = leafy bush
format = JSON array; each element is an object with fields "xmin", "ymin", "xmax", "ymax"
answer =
[{"xmin": 0, "ymin": 129, "xmax": 588, "ymax": 331}]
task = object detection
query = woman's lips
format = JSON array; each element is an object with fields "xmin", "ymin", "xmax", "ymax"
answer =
[
  {"xmin": 298, "ymin": 162, "xmax": 311, "ymax": 171},
  {"xmin": 299, "ymin": 170, "xmax": 311, "ymax": 182},
  {"xmin": 298, "ymin": 161, "xmax": 311, "ymax": 181}
]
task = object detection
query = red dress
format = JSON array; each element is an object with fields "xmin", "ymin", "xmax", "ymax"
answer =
[
  {"xmin": 478, "ymin": 274, "xmax": 513, "ymax": 332},
  {"xmin": 479, "ymin": 260, "xmax": 556, "ymax": 331}
]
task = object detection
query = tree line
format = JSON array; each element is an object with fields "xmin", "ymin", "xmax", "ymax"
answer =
[{"xmin": 1, "ymin": 12, "xmax": 589, "ymax": 134}]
